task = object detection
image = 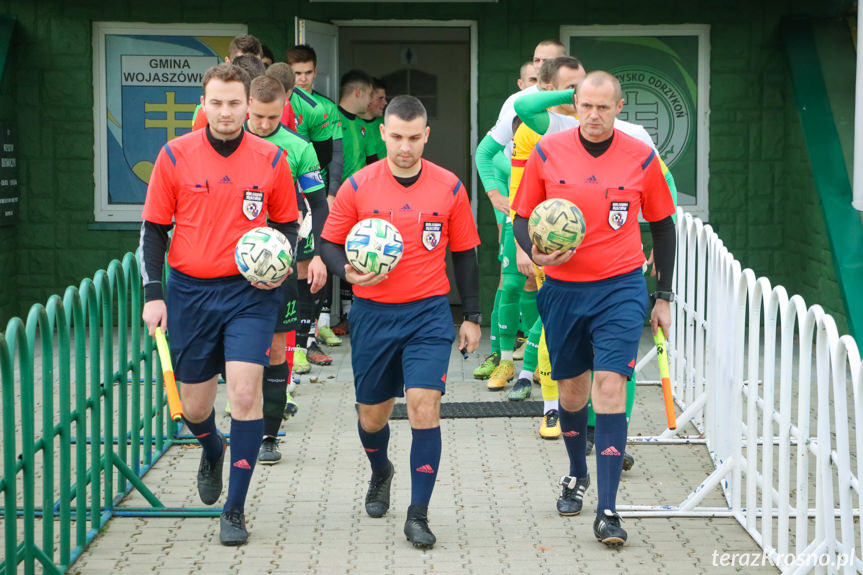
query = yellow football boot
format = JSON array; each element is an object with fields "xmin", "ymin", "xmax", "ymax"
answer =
[
  {"xmin": 487, "ymin": 359, "xmax": 515, "ymax": 391},
  {"xmin": 539, "ymin": 409, "xmax": 561, "ymax": 439}
]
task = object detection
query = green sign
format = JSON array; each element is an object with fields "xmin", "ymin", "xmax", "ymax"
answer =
[
  {"xmin": 0, "ymin": 122, "xmax": 17, "ymax": 226},
  {"xmin": 568, "ymin": 27, "xmax": 708, "ymax": 212}
]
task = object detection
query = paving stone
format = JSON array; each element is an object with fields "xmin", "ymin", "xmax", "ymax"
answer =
[{"xmin": 61, "ymin": 330, "xmax": 779, "ymax": 573}]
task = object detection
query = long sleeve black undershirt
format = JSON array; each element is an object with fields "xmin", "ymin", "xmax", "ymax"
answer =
[
  {"xmin": 312, "ymin": 138, "xmax": 333, "ymax": 171},
  {"xmin": 649, "ymin": 216, "xmax": 676, "ymax": 293},
  {"xmin": 140, "ymin": 220, "xmax": 172, "ymax": 302},
  {"xmin": 270, "ymin": 220, "xmax": 299, "ymax": 259},
  {"xmin": 319, "ymin": 238, "xmax": 480, "ymax": 314},
  {"xmin": 319, "ymin": 237, "xmax": 350, "ymax": 280},
  {"xmin": 513, "ymin": 214, "xmax": 533, "ymax": 256},
  {"xmin": 304, "ymin": 191, "xmax": 329, "ymax": 255},
  {"xmin": 450, "ymin": 248, "xmax": 480, "ymax": 315},
  {"xmin": 326, "ymin": 139, "xmax": 343, "ymax": 196}
]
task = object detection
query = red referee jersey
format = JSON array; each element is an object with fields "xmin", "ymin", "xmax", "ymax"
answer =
[
  {"xmin": 142, "ymin": 129, "xmax": 298, "ymax": 278},
  {"xmin": 513, "ymin": 128, "xmax": 675, "ymax": 282},
  {"xmin": 322, "ymin": 159, "xmax": 480, "ymax": 304}
]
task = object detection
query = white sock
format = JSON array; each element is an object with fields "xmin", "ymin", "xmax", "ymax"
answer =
[
  {"xmin": 544, "ymin": 399, "xmax": 559, "ymax": 413},
  {"xmin": 342, "ymin": 299, "xmax": 352, "ymax": 316},
  {"xmin": 318, "ymin": 312, "xmax": 331, "ymax": 328},
  {"xmin": 519, "ymin": 369, "xmax": 533, "ymax": 380},
  {"xmin": 500, "ymin": 350, "xmax": 514, "ymax": 362}
]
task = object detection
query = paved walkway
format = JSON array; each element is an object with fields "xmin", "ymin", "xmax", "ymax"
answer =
[{"xmin": 68, "ymin": 329, "xmax": 778, "ymax": 574}]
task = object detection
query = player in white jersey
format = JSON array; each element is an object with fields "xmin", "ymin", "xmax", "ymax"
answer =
[{"xmin": 472, "ymin": 39, "xmax": 567, "ymax": 382}]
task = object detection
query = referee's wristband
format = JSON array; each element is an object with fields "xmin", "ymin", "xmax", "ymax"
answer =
[
  {"xmin": 463, "ymin": 312, "xmax": 482, "ymax": 324},
  {"xmin": 651, "ymin": 291, "xmax": 675, "ymax": 303}
]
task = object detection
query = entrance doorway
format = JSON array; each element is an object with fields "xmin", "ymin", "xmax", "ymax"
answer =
[
  {"xmin": 296, "ymin": 18, "xmax": 477, "ymax": 207},
  {"xmin": 297, "ymin": 20, "xmax": 477, "ymax": 308},
  {"xmin": 338, "ymin": 26, "xmax": 471, "ymax": 186}
]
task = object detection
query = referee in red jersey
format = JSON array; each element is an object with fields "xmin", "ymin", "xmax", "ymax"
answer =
[
  {"xmin": 513, "ymin": 71, "xmax": 677, "ymax": 547},
  {"xmin": 320, "ymin": 95, "xmax": 481, "ymax": 549},
  {"xmin": 140, "ymin": 63, "xmax": 299, "ymax": 546}
]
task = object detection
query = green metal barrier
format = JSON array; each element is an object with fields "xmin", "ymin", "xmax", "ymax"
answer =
[{"xmin": 0, "ymin": 253, "xmax": 219, "ymax": 574}]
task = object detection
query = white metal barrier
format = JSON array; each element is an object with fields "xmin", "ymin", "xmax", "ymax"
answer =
[{"xmin": 620, "ymin": 209, "xmax": 862, "ymax": 574}]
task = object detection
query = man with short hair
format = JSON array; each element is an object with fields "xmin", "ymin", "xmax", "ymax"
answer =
[
  {"xmin": 265, "ymin": 62, "xmax": 297, "ymax": 130},
  {"xmin": 140, "ymin": 63, "xmax": 299, "ymax": 546},
  {"xmin": 285, "ymin": 44, "xmax": 341, "ymax": 366},
  {"xmin": 513, "ymin": 71, "xmax": 676, "ymax": 547},
  {"xmin": 336, "ymin": 69, "xmax": 375, "ymax": 184},
  {"xmin": 285, "ymin": 44, "xmax": 339, "ymax": 183},
  {"xmin": 328, "ymin": 69, "xmax": 376, "ymax": 337},
  {"xmin": 473, "ymin": 39, "xmax": 567, "ymax": 382},
  {"xmin": 228, "ymin": 34, "xmax": 263, "ymax": 61},
  {"xmin": 192, "ymin": 46, "xmax": 266, "ymax": 131},
  {"xmin": 518, "ymin": 61, "xmax": 538, "ymax": 91},
  {"xmin": 499, "ymin": 56, "xmax": 586, "ymax": 404},
  {"xmin": 359, "ymin": 77, "xmax": 388, "ymax": 161},
  {"xmin": 245, "ymin": 75, "xmax": 329, "ymax": 464},
  {"xmin": 513, "ymin": 61, "xmax": 679, "ymax": 455},
  {"xmin": 320, "ymin": 95, "xmax": 481, "ymax": 550}
]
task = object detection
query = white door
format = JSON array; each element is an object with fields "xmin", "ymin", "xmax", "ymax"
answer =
[{"xmin": 295, "ymin": 18, "xmax": 339, "ymax": 100}]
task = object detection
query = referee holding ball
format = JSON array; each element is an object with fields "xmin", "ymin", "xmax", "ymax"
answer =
[
  {"xmin": 320, "ymin": 95, "xmax": 481, "ymax": 549},
  {"xmin": 140, "ymin": 63, "xmax": 298, "ymax": 546},
  {"xmin": 512, "ymin": 70, "xmax": 676, "ymax": 547}
]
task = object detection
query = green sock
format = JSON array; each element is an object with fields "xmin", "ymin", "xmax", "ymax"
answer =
[
  {"xmin": 490, "ymin": 288, "xmax": 502, "ymax": 355},
  {"xmin": 625, "ymin": 372, "xmax": 636, "ymax": 426},
  {"xmin": 519, "ymin": 289, "xmax": 539, "ymax": 334},
  {"xmin": 498, "ymin": 275, "xmax": 522, "ymax": 354},
  {"xmin": 523, "ymin": 317, "xmax": 542, "ymax": 373}
]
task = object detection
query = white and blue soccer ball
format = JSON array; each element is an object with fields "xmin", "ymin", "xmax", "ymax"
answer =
[
  {"xmin": 345, "ymin": 218, "xmax": 404, "ymax": 274},
  {"xmin": 235, "ymin": 226, "xmax": 293, "ymax": 283}
]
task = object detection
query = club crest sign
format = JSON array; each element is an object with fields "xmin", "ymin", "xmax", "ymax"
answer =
[{"xmin": 611, "ymin": 66, "xmax": 693, "ymax": 168}]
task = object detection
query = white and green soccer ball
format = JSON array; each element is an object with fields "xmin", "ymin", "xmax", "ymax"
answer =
[
  {"xmin": 345, "ymin": 218, "xmax": 404, "ymax": 274},
  {"xmin": 235, "ymin": 226, "xmax": 293, "ymax": 283},
  {"xmin": 528, "ymin": 198, "xmax": 587, "ymax": 254}
]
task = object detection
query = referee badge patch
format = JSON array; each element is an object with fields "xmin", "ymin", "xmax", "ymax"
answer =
[
  {"xmin": 608, "ymin": 201, "xmax": 629, "ymax": 230},
  {"xmin": 243, "ymin": 190, "xmax": 264, "ymax": 220},
  {"xmin": 422, "ymin": 221, "xmax": 442, "ymax": 250}
]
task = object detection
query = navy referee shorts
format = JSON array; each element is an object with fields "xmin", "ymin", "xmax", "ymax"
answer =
[
  {"xmin": 166, "ymin": 268, "xmax": 282, "ymax": 383},
  {"xmin": 537, "ymin": 268, "xmax": 648, "ymax": 381},
  {"xmin": 350, "ymin": 295, "xmax": 455, "ymax": 405}
]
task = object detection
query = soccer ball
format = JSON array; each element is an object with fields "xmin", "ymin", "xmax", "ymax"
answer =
[
  {"xmin": 528, "ymin": 198, "xmax": 587, "ymax": 254},
  {"xmin": 235, "ymin": 227, "xmax": 293, "ymax": 283},
  {"xmin": 345, "ymin": 218, "xmax": 404, "ymax": 274}
]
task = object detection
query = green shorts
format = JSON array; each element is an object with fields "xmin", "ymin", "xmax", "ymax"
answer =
[{"xmin": 297, "ymin": 233, "xmax": 315, "ymax": 262}]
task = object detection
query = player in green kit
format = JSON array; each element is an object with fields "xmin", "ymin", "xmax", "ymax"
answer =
[
  {"xmin": 359, "ymin": 77, "xmax": 387, "ymax": 160},
  {"xmin": 244, "ymin": 75, "xmax": 329, "ymax": 463},
  {"xmin": 285, "ymin": 44, "xmax": 342, "ymax": 363},
  {"xmin": 337, "ymin": 69, "xmax": 376, "ymax": 179},
  {"xmin": 330, "ymin": 70, "xmax": 377, "ymax": 336}
]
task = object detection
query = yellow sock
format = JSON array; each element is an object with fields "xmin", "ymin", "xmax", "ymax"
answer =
[{"xmin": 539, "ymin": 328, "xmax": 558, "ymax": 401}]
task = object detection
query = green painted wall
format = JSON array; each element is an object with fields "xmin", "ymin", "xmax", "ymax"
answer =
[
  {"xmin": 0, "ymin": 0, "xmax": 855, "ymax": 328},
  {"xmin": 778, "ymin": 72, "xmax": 847, "ymax": 334},
  {"xmin": 0, "ymin": 19, "xmax": 15, "ymax": 326}
]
